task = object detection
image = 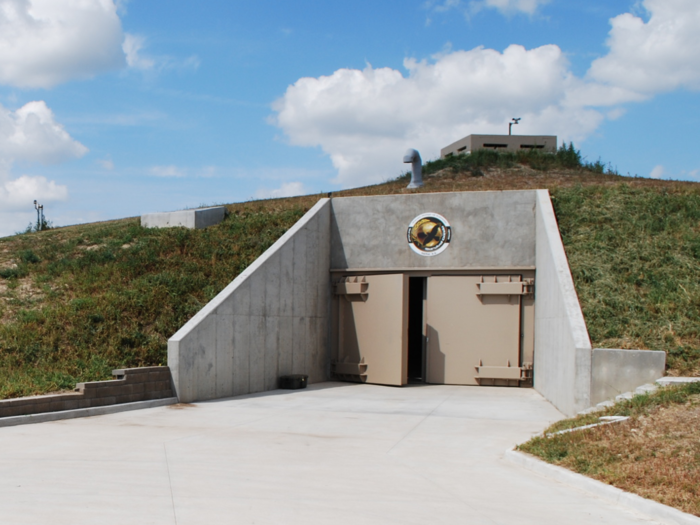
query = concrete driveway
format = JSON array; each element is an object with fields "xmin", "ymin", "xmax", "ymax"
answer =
[{"xmin": 0, "ymin": 383, "xmax": 665, "ymax": 524}]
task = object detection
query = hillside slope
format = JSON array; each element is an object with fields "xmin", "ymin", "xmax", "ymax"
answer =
[{"xmin": 1, "ymin": 150, "xmax": 699, "ymax": 398}]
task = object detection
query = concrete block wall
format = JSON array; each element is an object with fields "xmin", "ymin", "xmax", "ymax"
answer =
[
  {"xmin": 0, "ymin": 367, "xmax": 173, "ymax": 418},
  {"xmin": 168, "ymin": 199, "xmax": 331, "ymax": 403},
  {"xmin": 534, "ymin": 190, "xmax": 593, "ymax": 416}
]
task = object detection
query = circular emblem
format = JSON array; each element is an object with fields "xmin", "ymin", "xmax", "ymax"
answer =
[{"xmin": 407, "ymin": 213, "xmax": 452, "ymax": 256}]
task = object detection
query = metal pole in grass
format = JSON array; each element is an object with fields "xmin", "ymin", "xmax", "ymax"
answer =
[
  {"xmin": 509, "ymin": 117, "xmax": 521, "ymax": 135},
  {"xmin": 33, "ymin": 200, "xmax": 44, "ymax": 231}
]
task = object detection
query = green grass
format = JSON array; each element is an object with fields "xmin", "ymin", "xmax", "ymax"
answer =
[
  {"xmin": 0, "ymin": 203, "xmax": 307, "ymax": 398},
  {"xmin": 421, "ymin": 142, "xmax": 611, "ymax": 177},
  {"xmin": 553, "ymin": 184, "xmax": 700, "ymax": 375},
  {"xmin": 517, "ymin": 383, "xmax": 700, "ymax": 516}
]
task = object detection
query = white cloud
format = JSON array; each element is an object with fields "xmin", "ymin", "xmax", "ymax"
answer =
[
  {"xmin": 255, "ymin": 181, "xmax": 307, "ymax": 199},
  {"xmin": 122, "ymin": 33, "xmax": 154, "ymax": 71},
  {"xmin": 0, "ymin": 99, "xmax": 81, "ymax": 235},
  {"xmin": 273, "ymin": 0, "xmax": 700, "ymax": 188},
  {"xmin": 150, "ymin": 165, "xmax": 186, "ymax": 178},
  {"xmin": 428, "ymin": 0, "xmax": 461, "ymax": 13},
  {"xmin": 273, "ymin": 45, "xmax": 608, "ymax": 187},
  {"xmin": 122, "ymin": 33, "xmax": 200, "ymax": 74},
  {"xmin": 0, "ymin": 173, "xmax": 68, "ymax": 236},
  {"xmin": 196, "ymin": 166, "xmax": 218, "ymax": 178},
  {"xmin": 588, "ymin": 0, "xmax": 700, "ymax": 95},
  {"xmin": 0, "ymin": 174, "xmax": 67, "ymax": 212},
  {"xmin": 427, "ymin": 0, "xmax": 549, "ymax": 17},
  {"xmin": 97, "ymin": 158, "xmax": 114, "ymax": 170},
  {"xmin": 649, "ymin": 165, "xmax": 665, "ymax": 179},
  {"xmin": 0, "ymin": 0, "xmax": 125, "ymax": 88},
  {"xmin": 476, "ymin": 0, "xmax": 549, "ymax": 15},
  {"xmin": 0, "ymin": 101, "xmax": 88, "ymax": 165},
  {"xmin": 686, "ymin": 169, "xmax": 700, "ymax": 181}
]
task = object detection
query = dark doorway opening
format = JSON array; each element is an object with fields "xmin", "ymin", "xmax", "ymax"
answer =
[{"xmin": 407, "ymin": 277, "xmax": 426, "ymax": 382}]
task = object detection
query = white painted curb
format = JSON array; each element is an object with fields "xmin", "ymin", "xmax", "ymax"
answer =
[
  {"xmin": 0, "ymin": 397, "xmax": 178, "ymax": 428},
  {"xmin": 505, "ymin": 449, "xmax": 700, "ymax": 525}
]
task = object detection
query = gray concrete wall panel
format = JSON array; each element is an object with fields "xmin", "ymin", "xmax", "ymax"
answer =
[
  {"xmin": 330, "ymin": 191, "xmax": 537, "ymax": 270},
  {"xmin": 141, "ymin": 206, "xmax": 226, "ymax": 230},
  {"xmin": 534, "ymin": 190, "xmax": 593, "ymax": 416},
  {"xmin": 215, "ymin": 315, "xmax": 234, "ymax": 398},
  {"xmin": 591, "ymin": 349, "xmax": 666, "ymax": 405},
  {"xmin": 168, "ymin": 199, "xmax": 331, "ymax": 403}
]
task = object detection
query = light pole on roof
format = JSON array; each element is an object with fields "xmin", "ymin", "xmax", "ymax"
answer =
[{"xmin": 509, "ymin": 117, "xmax": 521, "ymax": 136}]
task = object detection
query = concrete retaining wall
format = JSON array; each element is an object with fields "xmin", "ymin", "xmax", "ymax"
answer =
[
  {"xmin": 331, "ymin": 191, "xmax": 537, "ymax": 270},
  {"xmin": 0, "ymin": 367, "xmax": 173, "ymax": 418},
  {"xmin": 534, "ymin": 190, "xmax": 593, "ymax": 416},
  {"xmin": 591, "ymin": 348, "xmax": 667, "ymax": 405},
  {"xmin": 164, "ymin": 189, "xmax": 666, "ymax": 413},
  {"xmin": 141, "ymin": 206, "xmax": 226, "ymax": 229},
  {"xmin": 168, "ymin": 199, "xmax": 331, "ymax": 403}
]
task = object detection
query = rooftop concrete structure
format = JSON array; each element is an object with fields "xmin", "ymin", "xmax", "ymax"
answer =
[
  {"xmin": 0, "ymin": 383, "xmax": 677, "ymax": 524},
  {"xmin": 441, "ymin": 134, "xmax": 557, "ymax": 157},
  {"xmin": 141, "ymin": 206, "xmax": 226, "ymax": 230}
]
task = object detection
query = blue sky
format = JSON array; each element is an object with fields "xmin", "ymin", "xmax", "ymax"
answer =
[{"xmin": 0, "ymin": 0, "xmax": 699, "ymax": 236}]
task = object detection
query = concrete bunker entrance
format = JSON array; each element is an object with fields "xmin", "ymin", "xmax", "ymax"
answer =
[{"xmin": 332, "ymin": 270, "xmax": 534, "ymax": 388}]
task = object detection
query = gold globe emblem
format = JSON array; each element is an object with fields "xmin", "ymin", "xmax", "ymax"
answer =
[
  {"xmin": 407, "ymin": 213, "xmax": 451, "ymax": 256},
  {"xmin": 410, "ymin": 218, "xmax": 444, "ymax": 249}
]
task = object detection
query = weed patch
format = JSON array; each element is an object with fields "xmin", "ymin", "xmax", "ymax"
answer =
[
  {"xmin": 0, "ymin": 204, "xmax": 307, "ymax": 398},
  {"xmin": 553, "ymin": 185, "xmax": 700, "ymax": 375},
  {"xmin": 518, "ymin": 383, "xmax": 700, "ymax": 516}
]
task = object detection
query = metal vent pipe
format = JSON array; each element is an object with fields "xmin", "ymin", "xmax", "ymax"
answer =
[{"xmin": 403, "ymin": 148, "xmax": 423, "ymax": 189}]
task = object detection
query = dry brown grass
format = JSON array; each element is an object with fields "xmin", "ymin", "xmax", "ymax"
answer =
[
  {"xmin": 519, "ymin": 384, "xmax": 700, "ymax": 516},
  {"xmin": 573, "ymin": 405, "xmax": 700, "ymax": 515}
]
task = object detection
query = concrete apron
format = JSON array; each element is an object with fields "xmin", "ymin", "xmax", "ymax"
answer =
[{"xmin": 0, "ymin": 383, "xmax": 670, "ymax": 525}]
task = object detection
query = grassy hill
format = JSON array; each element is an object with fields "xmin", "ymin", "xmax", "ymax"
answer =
[{"xmin": 1, "ymin": 147, "xmax": 699, "ymax": 398}]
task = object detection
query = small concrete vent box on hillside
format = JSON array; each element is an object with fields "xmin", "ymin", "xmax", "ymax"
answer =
[{"xmin": 141, "ymin": 206, "xmax": 226, "ymax": 230}]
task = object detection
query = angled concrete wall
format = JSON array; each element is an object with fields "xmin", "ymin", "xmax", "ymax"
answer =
[
  {"xmin": 168, "ymin": 199, "xmax": 331, "ymax": 403},
  {"xmin": 331, "ymin": 191, "xmax": 537, "ymax": 270},
  {"xmin": 534, "ymin": 190, "xmax": 593, "ymax": 416}
]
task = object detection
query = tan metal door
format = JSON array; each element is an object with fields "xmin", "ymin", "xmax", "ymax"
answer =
[
  {"xmin": 426, "ymin": 276, "xmax": 521, "ymax": 385},
  {"xmin": 335, "ymin": 274, "xmax": 408, "ymax": 386}
]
